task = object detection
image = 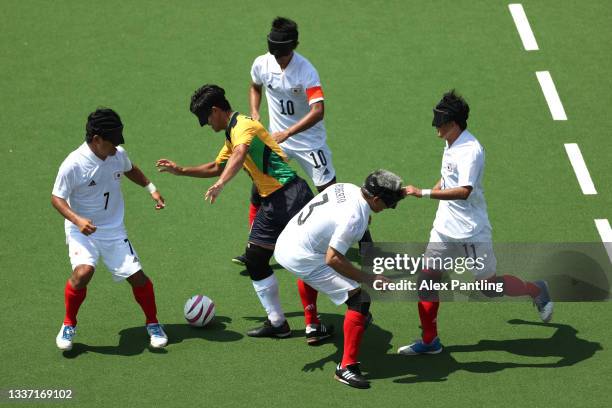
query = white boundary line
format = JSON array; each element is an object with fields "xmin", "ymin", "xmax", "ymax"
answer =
[
  {"xmin": 594, "ymin": 219, "xmax": 612, "ymax": 264},
  {"xmin": 508, "ymin": 4, "xmax": 539, "ymax": 51},
  {"xmin": 536, "ymin": 71, "xmax": 568, "ymax": 120},
  {"xmin": 564, "ymin": 143, "xmax": 597, "ymax": 195}
]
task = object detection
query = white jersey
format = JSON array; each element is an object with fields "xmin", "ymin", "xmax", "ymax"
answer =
[
  {"xmin": 250, "ymin": 51, "xmax": 327, "ymax": 152},
  {"xmin": 52, "ymin": 143, "xmax": 133, "ymax": 240},
  {"xmin": 433, "ymin": 129, "xmax": 492, "ymax": 239},
  {"xmin": 275, "ymin": 183, "xmax": 371, "ymax": 275}
]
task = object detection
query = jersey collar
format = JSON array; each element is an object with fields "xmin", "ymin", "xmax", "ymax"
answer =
[{"xmin": 80, "ymin": 142, "xmax": 105, "ymax": 164}]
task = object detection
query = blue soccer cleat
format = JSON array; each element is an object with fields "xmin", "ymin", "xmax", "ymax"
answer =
[
  {"xmin": 397, "ymin": 337, "xmax": 443, "ymax": 355},
  {"xmin": 533, "ymin": 280, "xmax": 553, "ymax": 323},
  {"xmin": 146, "ymin": 323, "xmax": 168, "ymax": 348},
  {"xmin": 56, "ymin": 324, "xmax": 76, "ymax": 351}
]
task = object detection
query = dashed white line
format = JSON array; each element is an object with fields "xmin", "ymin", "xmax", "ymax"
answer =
[
  {"xmin": 536, "ymin": 71, "xmax": 567, "ymax": 120},
  {"xmin": 594, "ymin": 219, "xmax": 612, "ymax": 264},
  {"xmin": 508, "ymin": 4, "xmax": 539, "ymax": 51},
  {"xmin": 564, "ymin": 143, "xmax": 597, "ymax": 195}
]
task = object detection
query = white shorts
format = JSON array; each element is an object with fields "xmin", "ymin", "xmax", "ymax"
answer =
[
  {"xmin": 282, "ymin": 143, "xmax": 336, "ymax": 187},
  {"xmin": 424, "ymin": 227, "xmax": 497, "ymax": 280},
  {"xmin": 67, "ymin": 233, "xmax": 143, "ymax": 282}
]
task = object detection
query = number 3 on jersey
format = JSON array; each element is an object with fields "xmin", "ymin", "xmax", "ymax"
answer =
[
  {"xmin": 279, "ymin": 99, "xmax": 295, "ymax": 115},
  {"xmin": 298, "ymin": 194, "xmax": 329, "ymax": 225}
]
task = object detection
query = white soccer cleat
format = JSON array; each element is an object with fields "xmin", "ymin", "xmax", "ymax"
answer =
[
  {"xmin": 56, "ymin": 324, "xmax": 76, "ymax": 351},
  {"xmin": 146, "ymin": 323, "xmax": 168, "ymax": 348},
  {"xmin": 533, "ymin": 280, "xmax": 554, "ymax": 323}
]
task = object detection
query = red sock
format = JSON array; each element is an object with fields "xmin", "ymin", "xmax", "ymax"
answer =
[
  {"xmin": 341, "ymin": 309, "xmax": 367, "ymax": 368},
  {"xmin": 297, "ymin": 280, "xmax": 319, "ymax": 325},
  {"xmin": 418, "ymin": 301, "xmax": 439, "ymax": 344},
  {"xmin": 132, "ymin": 279, "xmax": 158, "ymax": 324},
  {"xmin": 501, "ymin": 275, "xmax": 540, "ymax": 298},
  {"xmin": 249, "ymin": 203, "xmax": 260, "ymax": 227},
  {"xmin": 64, "ymin": 280, "xmax": 87, "ymax": 326}
]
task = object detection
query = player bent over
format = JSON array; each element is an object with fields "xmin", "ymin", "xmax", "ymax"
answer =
[
  {"xmin": 156, "ymin": 84, "xmax": 314, "ymax": 338},
  {"xmin": 398, "ymin": 91, "xmax": 553, "ymax": 356},
  {"xmin": 274, "ymin": 170, "xmax": 403, "ymax": 389},
  {"xmin": 52, "ymin": 108, "xmax": 168, "ymax": 351}
]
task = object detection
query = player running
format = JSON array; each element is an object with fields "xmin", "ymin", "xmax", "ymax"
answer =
[
  {"xmin": 275, "ymin": 170, "xmax": 403, "ymax": 389},
  {"xmin": 156, "ymin": 84, "xmax": 314, "ymax": 338},
  {"xmin": 398, "ymin": 90, "xmax": 553, "ymax": 356},
  {"xmin": 52, "ymin": 108, "xmax": 168, "ymax": 351}
]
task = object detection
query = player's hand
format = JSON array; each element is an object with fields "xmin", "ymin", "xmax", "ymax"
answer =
[
  {"xmin": 250, "ymin": 111, "xmax": 261, "ymax": 122},
  {"xmin": 271, "ymin": 130, "xmax": 290, "ymax": 144},
  {"xmin": 151, "ymin": 191, "xmax": 165, "ymax": 210},
  {"xmin": 76, "ymin": 217, "xmax": 97, "ymax": 235},
  {"xmin": 204, "ymin": 181, "xmax": 224, "ymax": 204},
  {"xmin": 404, "ymin": 185, "xmax": 422, "ymax": 198},
  {"xmin": 156, "ymin": 159, "xmax": 182, "ymax": 175}
]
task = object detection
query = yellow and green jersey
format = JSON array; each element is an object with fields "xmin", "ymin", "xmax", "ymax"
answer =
[{"xmin": 215, "ymin": 112, "xmax": 296, "ymax": 197}]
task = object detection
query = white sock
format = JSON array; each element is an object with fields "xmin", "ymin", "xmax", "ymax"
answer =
[{"xmin": 252, "ymin": 274, "xmax": 285, "ymax": 327}]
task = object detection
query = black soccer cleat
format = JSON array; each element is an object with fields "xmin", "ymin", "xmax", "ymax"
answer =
[
  {"xmin": 306, "ymin": 323, "xmax": 334, "ymax": 345},
  {"xmin": 334, "ymin": 363, "xmax": 370, "ymax": 389},
  {"xmin": 232, "ymin": 254, "xmax": 247, "ymax": 266},
  {"xmin": 247, "ymin": 319, "xmax": 291, "ymax": 338}
]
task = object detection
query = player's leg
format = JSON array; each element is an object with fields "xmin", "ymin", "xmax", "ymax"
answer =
[
  {"xmin": 471, "ymin": 230, "xmax": 553, "ymax": 322},
  {"xmin": 232, "ymin": 184, "xmax": 261, "ymax": 266},
  {"xmin": 336, "ymin": 288, "xmax": 371, "ymax": 389},
  {"xmin": 101, "ymin": 237, "xmax": 167, "ymax": 348},
  {"xmin": 244, "ymin": 242, "xmax": 290, "ymax": 337},
  {"xmin": 398, "ymin": 231, "xmax": 449, "ymax": 355},
  {"xmin": 57, "ymin": 235, "xmax": 98, "ymax": 351},
  {"xmin": 247, "ymin": 177, "xmax": 315, "ymax": 337}
]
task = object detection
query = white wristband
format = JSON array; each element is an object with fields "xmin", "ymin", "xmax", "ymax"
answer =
[
  {"xmin": 421, "ymin": 189, "xmax": 432, "ymax": 198},
  {"xmin": 144, "ymin": 183, "xmax": 157, "ymax": 194}
]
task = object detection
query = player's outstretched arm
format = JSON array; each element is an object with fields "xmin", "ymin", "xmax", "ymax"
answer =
[
  {"xmin": 204, "ymin": 144, "xmax": 249, "ymax": 204},
  {"xmin": 51, "ymin": 195, "xmax": 97, "ymax": 235},
  {"xmin": 124, "ymin": 165, "xmax": 165, "ymax": 209},
  {"xmin": 325, "ymin": 246, "xmax": 391, "ymax": 288},
  {"xmin": 404, "ymin": 185, "xmax": 472, "ymax": 200},
  {"xmin": 271, "ymin": 101, "xmax": 324, "ymax": 144},
  {"xmin": 156, "ymin": 159, "xmax": 223, "ymax": 178},
  {"xmin": 249, "ymin": 82, "xmax": 263, "ymax": 122}
]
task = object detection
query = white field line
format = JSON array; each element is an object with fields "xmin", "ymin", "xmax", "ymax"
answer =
[
  {"xmin": 594, "ymin": 219, "xmax": 612, "ymax": 264},
  {"xmin": 564, "ymin": 143, "xmax": 597, "ymax": 195},
  {"xmin": 536, "ymin": 71, "xmax": 568, "ymax": 120},
  {"xmin": 508, "ymin": 4, "xmax": 539, "ymax": 51}
]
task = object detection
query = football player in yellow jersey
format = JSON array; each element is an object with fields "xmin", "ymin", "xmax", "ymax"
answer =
[{"xmin": 156, "ymin": 84, "xmax": 316, "ymax": 338}]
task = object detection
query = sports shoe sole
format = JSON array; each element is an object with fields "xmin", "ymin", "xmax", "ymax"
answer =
[
  {"xmin": 231, "ymin": 259, "xmax": 246, "ymax": 266},
  {"xmin": 307, "ymin": 333, "xmax": 333, "ymax": 345},
  {"xmin": 397, "ymin": 346, "xmax": 443, "ymax": 355},
  {"xmin": 333, "ymin": 374, "xmax": 370, "ymax": 389}
]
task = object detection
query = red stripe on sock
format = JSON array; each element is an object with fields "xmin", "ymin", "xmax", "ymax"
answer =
[
  {"xmin": 418, "ymin": 301, "xmax": 439, "ymax": 344},
  {"xmin": 297, "ymin": 280, "xmax": 319, "ymax": 325},
  {"xmin": 132, "ymin": 279, "xmax": 158, "ymax": 325},
  {"xmin": 341, "ymin": 309, "xmax": 366, "ymax": 368},
  {"xmin": 64, "ymin": 280, "xmax": 87, "ymax": 326}
]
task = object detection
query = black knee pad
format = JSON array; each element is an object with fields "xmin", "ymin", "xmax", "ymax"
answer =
[
  {"xmin": 481, "ymin": 276, "xmax": 505, "ymax": 298},
  {"xmin": 417, "ymin": 269, "xmax": 442, "ymax": 301},
  {"xmin": 245, "ymin": 244, "xmax": 273, "ymax": 281},
  {"xmin": 345, "ymin": 289, "xmax": 371, "ymax": 315}
]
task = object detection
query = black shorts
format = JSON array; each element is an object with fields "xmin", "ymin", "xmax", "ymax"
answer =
[{"xmin": 249, "ymin": 177, "xmax": 314, "ymax": 246}]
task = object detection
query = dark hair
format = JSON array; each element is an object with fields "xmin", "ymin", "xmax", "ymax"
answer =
[
  {"xmin": 271, "ymin": 17, "xmax": 298, "ymax": 38},
  {"xmin": 439, "ymin": 90, "xmax": 469, "ymax": 130},
  {"xmin": 190, "ymin": 84, "xmax": 232, "ymax": 114},
  {"xmin": 85, "ymin": 108, "xmax": 123, "ymax": 143}
]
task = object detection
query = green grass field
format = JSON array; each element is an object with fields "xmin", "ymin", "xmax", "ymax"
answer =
[{"xmin": 2, "ymin": 1, "xmax": 611, "ymax": 406}]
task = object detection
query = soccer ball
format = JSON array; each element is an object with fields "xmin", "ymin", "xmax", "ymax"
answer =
[{"xmin": 184, "ymin": 295, "xmax": 215, "ymax": 327}]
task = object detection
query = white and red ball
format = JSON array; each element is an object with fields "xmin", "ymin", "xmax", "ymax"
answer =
[{"xmin": 184, "ymin": 295, "xmax": 215, "ymax": 327}]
